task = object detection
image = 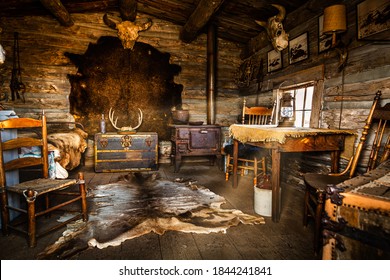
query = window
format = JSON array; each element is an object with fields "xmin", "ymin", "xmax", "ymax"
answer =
[
  {"xmin": 281, "ymin": 83, "xmax": 314, "ymax": 128},
  {"xmin": 294, "ymin": 85, "xmax": 314, "ymax": 128}
]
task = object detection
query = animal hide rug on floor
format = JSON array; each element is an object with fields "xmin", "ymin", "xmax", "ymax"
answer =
[{"xmin": 38, "ymin": 172, "xmax": 265, "ymax": 259}]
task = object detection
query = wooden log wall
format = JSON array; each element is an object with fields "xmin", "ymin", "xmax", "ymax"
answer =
[
  {"xmin": 0, "ymin": 1, "xmax": 388, "ymax": 188},
  {"xmin": 0, "ymin": 12, "xmax": 243, "ymax": 127}
]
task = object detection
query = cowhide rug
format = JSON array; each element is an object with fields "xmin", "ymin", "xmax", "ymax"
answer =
[{"xmin": 38, "ymin": 172, "xmax": 264, "ymax": 259}]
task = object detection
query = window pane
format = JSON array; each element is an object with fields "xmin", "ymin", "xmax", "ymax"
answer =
[
  {"xmin": 295, "ymin": 111, "xmax": 303, "ymax": 127},
  {"xmin": 295, "ymin": 89, "xmax": 305, "ymax": 110},
  {"xmin": 303, "ymin": 111, "xmax": 311, "ymax": 127},
  {"xmin": 305, "ymin": 86, "xmax": 313, "ymax": 109}
]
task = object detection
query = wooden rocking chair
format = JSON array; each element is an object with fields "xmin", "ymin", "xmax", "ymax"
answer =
[{"xmin": 303, "ymin": 90, "xmax": 390, "ymax": 254}]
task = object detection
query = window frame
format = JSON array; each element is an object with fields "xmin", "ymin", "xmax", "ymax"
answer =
[{"xmin": 276, "ymin": 80, "xmax": 322, "ymax": 128}]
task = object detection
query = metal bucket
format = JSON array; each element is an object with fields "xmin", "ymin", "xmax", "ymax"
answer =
[{"xmin": 172, "ymin": 110, "xmax": 189, "ymax": 124}]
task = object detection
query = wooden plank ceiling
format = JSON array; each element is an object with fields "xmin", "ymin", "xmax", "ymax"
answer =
[{"xmin": 0, "ymin": 0, "xmax": 311, "ymax": 46}]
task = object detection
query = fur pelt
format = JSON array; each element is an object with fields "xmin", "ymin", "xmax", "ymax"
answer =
[
  {"xmin": 47, "ymin": 128, "xmax": 88, "ymax": 170},
  {"xmin": 37, "ymin": 172, "xmax": 264, "ymax": 259}
]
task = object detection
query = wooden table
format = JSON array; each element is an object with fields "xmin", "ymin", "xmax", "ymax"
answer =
[{"xmin": 229, "ymin": 124, "xmax": 355, "ymax": 222}]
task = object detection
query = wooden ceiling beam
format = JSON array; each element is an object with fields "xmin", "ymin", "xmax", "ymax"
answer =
[
  {"xmin": 180, "ymin": 0, "xmax": 226, "ymax": 43},
  {"xmin": 39, "ymin": 0, "xmax": 73, "ymax": 27},
  {"xmin": 119, "ymin": 0, "xmax": 137, "ymax": 21}
]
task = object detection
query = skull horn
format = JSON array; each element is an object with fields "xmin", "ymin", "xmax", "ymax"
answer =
[
  {"xmin": 138, "ymin": 19, "xmax": 153, "ymax": 31},
  {"xmin": 103, "ymin": 13, "xmax": 119, "ymax": 30},
  {"xmin": 255, "ymin": 19, "xmax": 267, "ymax": 28},
  {"xmin": 272, "ymin": 4, "xmax": 286, "ymax": 22}
]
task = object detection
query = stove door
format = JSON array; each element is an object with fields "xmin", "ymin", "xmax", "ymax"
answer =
[{"xmin": 189, "ymin": 128, "xmax": 219, "ymax": 149}]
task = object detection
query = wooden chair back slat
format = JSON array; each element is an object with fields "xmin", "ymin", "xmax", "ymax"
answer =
[{"xmin": 241, "ymin": 99, "xmax": 274, "ymax": 125}]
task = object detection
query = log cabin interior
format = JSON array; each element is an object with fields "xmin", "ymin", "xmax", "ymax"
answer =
[{"xmin": 0, "ymin": 0, "xmax": 389, "ymax": 264}]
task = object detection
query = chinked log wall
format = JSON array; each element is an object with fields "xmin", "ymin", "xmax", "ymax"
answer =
[{"xmin": 0, "ymin": 13, "xmax": 243, "ymax": 126}]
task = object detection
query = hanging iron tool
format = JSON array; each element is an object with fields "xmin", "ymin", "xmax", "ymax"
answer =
[{"xmin": 10, "ymin": 32, "xmax": 26, "ymax": 102}]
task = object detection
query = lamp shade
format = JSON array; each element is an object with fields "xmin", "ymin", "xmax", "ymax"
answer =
[{"xmin": 323, "ymin": 4, "xmax": 347, "ymax": 34}]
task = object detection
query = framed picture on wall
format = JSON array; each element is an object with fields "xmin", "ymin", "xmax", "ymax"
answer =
[
  {"xmin": 318, "ymin": 14, "xmax": 332, "ymax": 53},
  {"xmin": 267, "ymin": 49, "xmax": 282, "ymax": 72},
  {"xmin": 357, "ymin": 0, "xmax": 390, "ymax": 40},
  {"xmin": 289, "ymin": 32, "xmax": 309, "ymax": 64}
]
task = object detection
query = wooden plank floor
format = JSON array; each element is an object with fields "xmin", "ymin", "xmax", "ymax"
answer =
[{"xmin": 0, "ymin": 160, "xmax": 318, "ymax": 260}]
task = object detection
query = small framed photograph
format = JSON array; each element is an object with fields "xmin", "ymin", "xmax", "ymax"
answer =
[
  {"xmin": 289, "ymin": 32, "xmax": 309, "ymax": 64},
  {"xmin": 357, "ymin": 0, "xmax": 390, "ymax": 40},
  {"xmin": 318, "ymin": 14, "xmax": 332, "ymax": 53},
  {"xmin": 267, "ymin": 49, "xmax": 282, "ymax": 72}
]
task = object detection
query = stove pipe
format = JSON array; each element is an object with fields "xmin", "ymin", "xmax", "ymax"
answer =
[{"xmin": 206, "ymin": 24, "xmax": 217, "ymax": 125}]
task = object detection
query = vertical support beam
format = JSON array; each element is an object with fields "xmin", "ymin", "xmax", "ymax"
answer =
[{"xmin": 206, "ymin": 24, "xmax": 217, "ymax": 125}]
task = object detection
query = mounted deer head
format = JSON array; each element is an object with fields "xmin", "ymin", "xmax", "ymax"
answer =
[
  {"xmin": 103, "ymin": 13, "xmax": 152, "ymax": 50},
  {"xmin": 255, "ymin": 4, "xmax": 289, "ymax": 52},
  {"xmin": 109, "ymin": 107, "xmax": 143, "ymax": 132}
]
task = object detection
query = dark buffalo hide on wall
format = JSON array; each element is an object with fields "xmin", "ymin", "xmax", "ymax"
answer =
[
  {"xmin": 66, "ymin": 37, "xmax": 183, "ymax": 140},
  {"xmin": 37, "ymin": 172, "xmax": 264, "ymax": 259}
]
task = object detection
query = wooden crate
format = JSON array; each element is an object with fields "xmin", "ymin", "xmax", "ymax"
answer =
[
  {"xmin": 322, "ymin": 160, "xmax": 390, "ymax": 259},
  {"xmin": 94, "ymin": 132, "xmax": 158, "ymax": 172}
]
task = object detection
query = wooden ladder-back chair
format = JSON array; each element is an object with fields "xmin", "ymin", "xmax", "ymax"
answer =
[
  {"xmin": 303, "ymin": 90, "xmax": 390, "ymax": 254},
  {"xmin": 225, "ymin": 99, "xmax": 275, "ymax": 187},
  {"xmin": 0, "ymin": 111, "xmax": 88, "ymax": 247}
]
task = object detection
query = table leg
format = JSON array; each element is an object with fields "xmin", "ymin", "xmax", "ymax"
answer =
[
  {"xmin": 233, "ymin": 139, "xmax": 239, "ymax": 188},
  {"xmin": 330, "ymin": 150, "xmax": 340, "ymax": 173},
  {"xmin": 271, "ymin": 149, "xmax": 281, "ymax": 222}
]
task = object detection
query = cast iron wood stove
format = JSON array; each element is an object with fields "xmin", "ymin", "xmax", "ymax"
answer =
[{"xmin": 170, "ymin": 125, "xmax": 221, "ymax": 172}]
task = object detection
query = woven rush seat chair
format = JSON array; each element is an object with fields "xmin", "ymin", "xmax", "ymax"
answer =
[
  {"xmin": 303, "ymin": 90, "xmax": 390, "ymax": 255},
  {"xmin": 0, "ymin": 111, "xmax": 88, "ymax": 247},
  {"xmin": 225, "ymin": 99, "xmax": 275, "ymax": 187}
]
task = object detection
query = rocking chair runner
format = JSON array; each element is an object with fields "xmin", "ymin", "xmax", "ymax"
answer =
[
  {"xmin": 0, "ymin": 111, "xmax": 88, "ymax": 247},
  {"xmin": 303, "ymin": 90, "xmax": 390, "ymax": 254},
  {"xmin": 225, "ymin": 99, "xmax": 275, "ymax": 187}
]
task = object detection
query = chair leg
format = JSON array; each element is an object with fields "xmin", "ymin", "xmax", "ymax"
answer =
[
  {"xmin": 44, "ymin": 193, "xmax": 51, "ymax": 218},
  {"xmin": 225, "ymin": 154, "xmax": 230, "ymax": 181},
  {"xmin": 253, "ymin": 157, "xmax": 258, "ymax": 187},
  {"xmin": 314, "ymin": 192, "xmax": 325, "ymax": 255},
  {"xmin": 0, "ymin": 187, "xmax": 9, "ymax": 235},
  {"xmin": 25, "ymin": 188, "xmax": 37, "ymax": 248},
  {"xmin": 78, "ymin": 172, "xmax": 88, "ymax": 222},
  {"xmin": 261, "ymin": 157, "xmax": 266, "ymax": 175},
  {"xmin": 303, "ymin": 188, "xmax": 310, "ymax": 227}
]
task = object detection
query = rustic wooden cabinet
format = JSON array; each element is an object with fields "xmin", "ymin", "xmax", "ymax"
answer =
[
  {"xmin": 94, "ymin": 132, "xmax": 158, "ymax": 172},
  {"xmin": 170, "ymin": 125, "xmax": 221, "ymax": 172}
]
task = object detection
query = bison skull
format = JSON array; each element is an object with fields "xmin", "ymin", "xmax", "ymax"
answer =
[
  {"xmin": 255, "ymin": 4, "xmax": 289, "ymax": 52},
  {"xmin": 104, "ymin": 14, "xmax": 152, "ymax": 50}
]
